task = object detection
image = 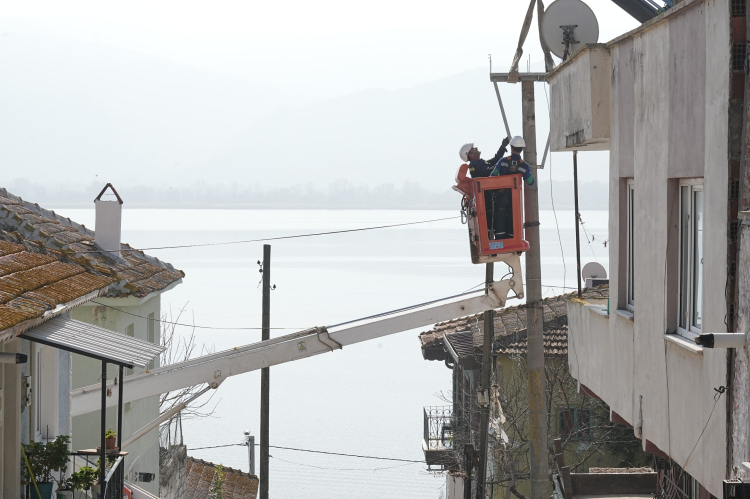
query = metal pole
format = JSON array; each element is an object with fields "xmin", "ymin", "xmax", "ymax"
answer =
[
  {"xmin": 249, "ymin": 435, "xmax": 256, "ymax": 475},
  {"xmin": 100, "ymin": 361, "xmax": 107, "ymax": 485},
  {"xmin": 260, "ymin": 244, "xmax": 271, "ymax": 499},
  {"xmin": 493, "ymin": 82, "xmax": 513, "ymax": 139},
  {"xmin": 118, "ymin": 365, "xmax": 124, "ymax": 450},
  {"xmin": 476, "ymin": 262, "xmax": 494, "ymax": 498},
  {"xmin": 521, "ymin": 80, "xmax": 549, "ymax": 499},
  {"xmin": 573, "ymin": 151, "xmax": 582, "ymax": 298}
]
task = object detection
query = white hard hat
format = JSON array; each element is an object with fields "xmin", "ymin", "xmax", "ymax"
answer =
[
  {"xmin": 509, "ymin": 136, "xmax": 525, "ymax": 148},
  {"xmin": 459, "ymin": 143, "xmax": 474, "ymax": 162}
]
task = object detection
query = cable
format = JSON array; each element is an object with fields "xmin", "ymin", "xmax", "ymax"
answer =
[
  {"xmin": 188, "ymin": 442, "xmax": 423, "ymax": 463},
  {"xmin": 73, "ymin": 216, "xmax": 459, "ymax": 254},
  {"xmin": 90, "ymin": 301, "xmax": 303, "ymax": 330},
  {"xmin": 270, "ymin": 455, "xmax": 420, "ymax": 472}
]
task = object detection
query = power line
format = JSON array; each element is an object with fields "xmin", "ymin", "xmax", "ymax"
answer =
[
  {"xmin": 74, "ymin": 216, "xmax": 458, "ymax": 254},
  {"xmin": 544, "ymin": 82, "xmax": 567, "ymax": 293},
  {"xmin": 90, "ymin": 301, "xmax": 303, "ymax": 330},
  {"xmin": 188, "ymin": 442, "xmax": 424, "ymax": 463},
  {"xmin": 270, "ymin": 455, "xmax": 420, "ymax": 472}
]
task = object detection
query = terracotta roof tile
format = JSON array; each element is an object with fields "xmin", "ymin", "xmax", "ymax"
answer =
[{"xmin": 186, "ymin": 456, "xmax": 258, "ymax": 499}]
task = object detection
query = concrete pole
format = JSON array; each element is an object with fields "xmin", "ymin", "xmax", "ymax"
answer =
[
  {"xmin": 260, "ymin": 244, "xmax": 271, "ymax": 499},
  {"xmin": 573, "ymin": 151, "xmax": 582, "ymax": 298},
  {"xmin": 521, "ymin": 80, "xmax": 549, "ymax": 499},
  {"xmin": 476, "ymin": 262, "xmax": 494, "ymax": 498}
]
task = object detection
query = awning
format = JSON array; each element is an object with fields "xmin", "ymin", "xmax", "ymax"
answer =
[{"xmin": 20, "ymin": 316, "xmax": 164, "ymax": 368}]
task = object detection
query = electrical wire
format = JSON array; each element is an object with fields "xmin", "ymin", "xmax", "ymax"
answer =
[
  {"xmin": 188, "ymin": 442, "xmax": 423, "ymax": 463},
  {"xmin": 270, "ymin": 455, "xmax": 420, "ymax": 472},
  {"xmin": 90, "ymin": 301, "xmax": 303, "ymax": 330},
  {"xmin": 73, "ymin": 216, "xmax": 459, "ymax": 254}
]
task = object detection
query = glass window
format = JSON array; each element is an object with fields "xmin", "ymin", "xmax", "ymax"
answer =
[
  {"xmin": 626, "ymin": 181, "xmax": 635, "ymax": 311},
  {"xmin": 677, "ymin": 181, "xmax": 703, "ymax": 338}
]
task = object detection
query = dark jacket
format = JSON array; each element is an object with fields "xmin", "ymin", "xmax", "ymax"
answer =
[
  {"xmin": 490, "ymin": 153, "xmax": 535, "ymax": 186},
  {"xmin": 468, "ymin": 145, "xmax": 508, "ymax": 178}
]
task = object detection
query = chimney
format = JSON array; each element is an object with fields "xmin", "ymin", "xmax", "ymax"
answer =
[{"xmin": 94, "ymin": 183, "xmax": 123, "ymax": 258}]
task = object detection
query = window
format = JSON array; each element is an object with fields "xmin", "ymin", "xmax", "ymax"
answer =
[
  {"xmin": 559, "ymin": 408, "xmax": 592, "ymax": 441},
  {"xmin": 125, "ymin": 323, "xmax": 135, "ymax": 376},
  {"xmin": 678, "ymin": 181, "xmax": 703, "ymax": 338},
  {"xmin": 626, "ymin": 180, "xmax": 635, "ymax": 311},
  {"xmin": 147, "ymin": 313, "xmax": 156, "ymax": 370}
]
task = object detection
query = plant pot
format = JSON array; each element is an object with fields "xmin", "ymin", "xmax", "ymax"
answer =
[
  {"xmin": 105, "ymin": 437, "xmax": 117, "ymax": 450},
  {"xmin": 91, "ymin": 483, "xmax": 101, "ymax": 497},
  {"xmin": 30, "ymin": 482, "xmax": 53, "ymax": 499},
  {"xmin": 56, "ymin": 490, "xmax": 73, "ymax": 498}
]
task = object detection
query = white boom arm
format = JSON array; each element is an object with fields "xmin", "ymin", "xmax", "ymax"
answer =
[{"xmin": 71, "ymin": 257, "xmax": 522, "ymax": 416}]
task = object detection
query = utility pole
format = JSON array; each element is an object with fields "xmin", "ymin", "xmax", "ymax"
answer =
[
  {"xmin": 476, "ymin": 262, "xmax": 494, "ymax": 498},
  {"xmin": 522, "ymin": 80, "xmax": 549, "ymax": 499},
  {"xmin": 260, "ymin": 244, "xmax": 271, "ymax": 499},
  {"xmin": 244, "ymin": 431, "xmax": 255, "ymax": 475}
]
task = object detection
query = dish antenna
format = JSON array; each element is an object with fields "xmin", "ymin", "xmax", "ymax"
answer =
[
  {"xmin": 582, "ymin": 262, "xmax": 607, "ymax": 281},
  {"xmin": 541, "ymin": 0, "xmax": 600, "ymax": 60}
]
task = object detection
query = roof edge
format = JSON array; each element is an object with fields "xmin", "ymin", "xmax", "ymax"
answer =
[{"xmin": 606, "ymin": 0, "xmax": 704, "ymax": 48}]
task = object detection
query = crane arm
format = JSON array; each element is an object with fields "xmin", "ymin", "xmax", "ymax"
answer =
[{"xmin": 71, "ymin": 260, "xmax": 522, "ymax": 417}]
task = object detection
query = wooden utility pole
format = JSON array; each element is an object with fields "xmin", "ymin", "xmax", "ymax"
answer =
[
  {"xmin": 476, "ymin": 262, "xmax": 494, "ymax": 498},
  {"xmin": 573, "ymin": 151, "xmax": 582, "ymax": 297},
  {"xmin": 260, "ymin": 244, "xmax": 271, "ymax": 499},
  {"xmin": 521, "ymin": 80, "xmax": 549, "ymax": 499}
]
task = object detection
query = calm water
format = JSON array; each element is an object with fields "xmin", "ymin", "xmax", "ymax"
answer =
[{"xmin": 55, "ymin": 208, "xmax": 608, "ymax": 499}]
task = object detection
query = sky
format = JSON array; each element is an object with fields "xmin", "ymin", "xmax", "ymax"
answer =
[{"xmin": 1, "ymin": 0, "xmax": 639, "ymax": 194}]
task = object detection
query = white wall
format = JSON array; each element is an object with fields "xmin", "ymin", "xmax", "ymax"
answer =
[
  {"xmin": 567, "ymin": 1, "xmax": 732, "ymax": 496},
  {"xmin": 71, "ymin": 294, "xmax": 162, "ymax": 495}
]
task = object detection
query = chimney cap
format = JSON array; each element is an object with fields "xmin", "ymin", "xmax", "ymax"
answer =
[{"xmin": 94, "ymin": 183, "xmax": 123, "ymax": 204}]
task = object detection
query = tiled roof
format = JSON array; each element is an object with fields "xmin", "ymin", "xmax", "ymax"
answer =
[
  {"xmin": 0, "ymin": 187, "xmax": 184, "ymax": 341},
  {"xmin": 185, "ymin": 456, "xmax": 258, "ymax": 499},
  {"xmin": 494, "ymin": 328, "xmax": 568, "ymax": 356},
  {"xmin": 0, "ymin": 188, "xmax": 183, "ymax": 299},
  {"xmin": 0, "ymin": 236, "xmax": 113, "ymax": 341},
  {"xmin": 419, "ymin": 285, "xmax": 608, "ymax": 361}
]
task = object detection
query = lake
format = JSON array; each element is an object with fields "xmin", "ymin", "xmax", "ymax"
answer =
[{"xmin": 54, "ymin": 208, "xmax": 608, "ymax": 499}]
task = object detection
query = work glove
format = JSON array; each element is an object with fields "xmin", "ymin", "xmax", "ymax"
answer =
[{"xmin": 501, "ymin": 137, "xmax": 510, "ymax": 148}]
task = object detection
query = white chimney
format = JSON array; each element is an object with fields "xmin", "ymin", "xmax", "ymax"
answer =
[{"xmin": 94, "ymin": 183, "xmax": 123, "ymax": 258}]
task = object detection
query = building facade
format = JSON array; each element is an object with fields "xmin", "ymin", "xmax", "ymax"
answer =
[{"xmin": 549, "ymin": 0, "xmax": 748, "ymax": 496}]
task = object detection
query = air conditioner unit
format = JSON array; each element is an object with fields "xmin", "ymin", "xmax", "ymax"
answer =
[{"xmin": 723, "ymin": 479, "xmax": 750, "ymax": 499}]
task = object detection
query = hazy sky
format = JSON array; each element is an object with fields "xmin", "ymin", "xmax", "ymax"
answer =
[{"xmin": 2, "ymin": 1, "xmax": 639, "ymax": 190}]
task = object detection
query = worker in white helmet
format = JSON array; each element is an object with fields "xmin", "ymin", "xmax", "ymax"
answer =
[
  {"xmin": 487, "ymin": 136, "xmax": 535, "ymax": 239},
  {"xmin": 458, "ymin": 137, "xmax": 510, "ymax": 178}
]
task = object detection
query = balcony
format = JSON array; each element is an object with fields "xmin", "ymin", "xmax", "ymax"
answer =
[{"xmin": 422, "ymin": 406, "xmax": 459, "ymax": 471}]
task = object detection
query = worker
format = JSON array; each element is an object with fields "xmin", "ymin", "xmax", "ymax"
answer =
[
  {"xmin": 490, "ymin": 136, "xmax": 535, "ymax": 186},
  {"xmin": 458, "ymin": 137, "xmax": 511, "ymax": 178},
  {"xmin": 486, "ymin": 136, "xmax": 535, "ymax": 239}
]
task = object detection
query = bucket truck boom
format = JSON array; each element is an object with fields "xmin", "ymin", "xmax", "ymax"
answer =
[{"xmin": 70, "ymin": 260, "xmax": 522, "ymax": 417}]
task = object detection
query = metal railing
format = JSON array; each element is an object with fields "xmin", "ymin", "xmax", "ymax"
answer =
[
  {"xmin": 102, "ymin": 455, "xmax": 125, "ymax": 499},
  {"xmin": 423, "ymin": 406, "xmax": 454, "ymax": 450}
]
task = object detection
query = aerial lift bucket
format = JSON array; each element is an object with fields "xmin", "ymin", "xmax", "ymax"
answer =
[{"xmin": 453, "ymin": 164, "xmax": 530, "ymax": 265}]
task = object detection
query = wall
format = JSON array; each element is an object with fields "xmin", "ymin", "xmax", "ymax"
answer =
[
  {"xmin": 2, "ymin": 338, "xmax": 23, "ymax": 497},
  {"xmin": 732, "ymin": 218, "xmax": 750, "ymax": 475},
  {"xmin": 158, "ymin": 445, "xmax": 187, "ymax": 499},
  {"xmin": 71, "ymin": 294, "xmax": 162, "ymax": 495},
  {"xmin": 566, "ymin": 0, "xmax": 732, "ymax": 495},
  {"xmin": 548, "ymin": 44, "xmax": 611, "ymax": 152}
]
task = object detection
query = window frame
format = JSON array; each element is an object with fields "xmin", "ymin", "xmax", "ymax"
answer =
[
  {"xmin": 626, "ymin": 180, "xmax": 635, "ymax": 312},
  {"xmin": 677, "ymin": 179, "xmax": 704, "ymax": 340}
]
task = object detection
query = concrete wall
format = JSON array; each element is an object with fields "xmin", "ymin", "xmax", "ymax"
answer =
[
  {"xmin": 567, "ymin": 0, "xmax": 732, "ymax": 496},
  {"xmin": 548, "ymin": 44, "xmax": 611, "ymax": 152},
  {"xmin": 71, "ymin": 294, "xmax": 162, "ymax": 495},
  {"xmin": 732, "ymin": 218, "xmax": 750, "ymax": 476},
  {"xmin": 1, "ymin": 338, "xmax": 23, "ymax": 497},
  {"xmin": 159, "ymin": 445, "xmax": 187, "ymax": 499}
]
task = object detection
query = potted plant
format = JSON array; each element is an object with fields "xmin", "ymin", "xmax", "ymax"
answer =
[
  {"xmin": 55, "ymin": 477, "xmax": 73, "ymax": 498},
  {"xmin": 68, "ymin": 466, "xmax": 97, "ymax": 495},
  {"xmin": 21, "ymin": 435, "xmax": 71, "ymax": 499},
  {"xmin": 105, "ymin": 429, "xmax": 117, "ymax": 450}
]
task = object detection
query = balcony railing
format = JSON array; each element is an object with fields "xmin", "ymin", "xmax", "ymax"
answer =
[
  {"xmin": 102, "ymin": 455, "xmax": 125, "ymax": 499},
  {"xmin": 423, "ymin": 406, "xmax": 454, "ymax": 450}
]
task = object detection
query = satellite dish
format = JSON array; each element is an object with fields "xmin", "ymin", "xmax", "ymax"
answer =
[
  {"xmin": 542, "ymin": 0, "xmax": 600, "ymax": 60},
  {"xmin": 582, "ymin": 262, "xmax": 607, "ymax": 281}
]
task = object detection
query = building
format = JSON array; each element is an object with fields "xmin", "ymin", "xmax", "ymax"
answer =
[
  {"xmin": 0, "ymin": 185, "xmax": 183, "ymax": 496},
  {"xmin": 548, "ymin": 0, "xmax": 749, "ymax": 495},
  {"xmin": 419, "ymin": 289, "xmax": 646, "ymax": 498},
  {"xmin": 181, "ymin": 456, "xmax": 259, "ymax": 499}
]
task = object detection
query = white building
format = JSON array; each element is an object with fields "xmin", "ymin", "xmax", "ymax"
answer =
[
  {"xmin": 548, "ymin": 0, "xmax": 748, "ymax": 496},
  {"xmin": 0, "ymin": 185, "xmax": 182, "ymax": 496}
]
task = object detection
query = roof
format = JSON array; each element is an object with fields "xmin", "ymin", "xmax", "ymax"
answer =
[
  {"xmin": 0, "ymin": 187, "xmax": 184, "ymax": 341},
  {"xmin": 185, "ymin": 456, "xmax": 258, "ymax": 499},
  {"xmin": 0, "ymin": 187, "xmax": 183, "ymax": 299},
  {"xmin": 420, "ymin": 286, "xmax": 608, "ymax": 362},
  {"xmin": 20, "ymin": 316, "xmax": 164, "ymax": 368}
]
